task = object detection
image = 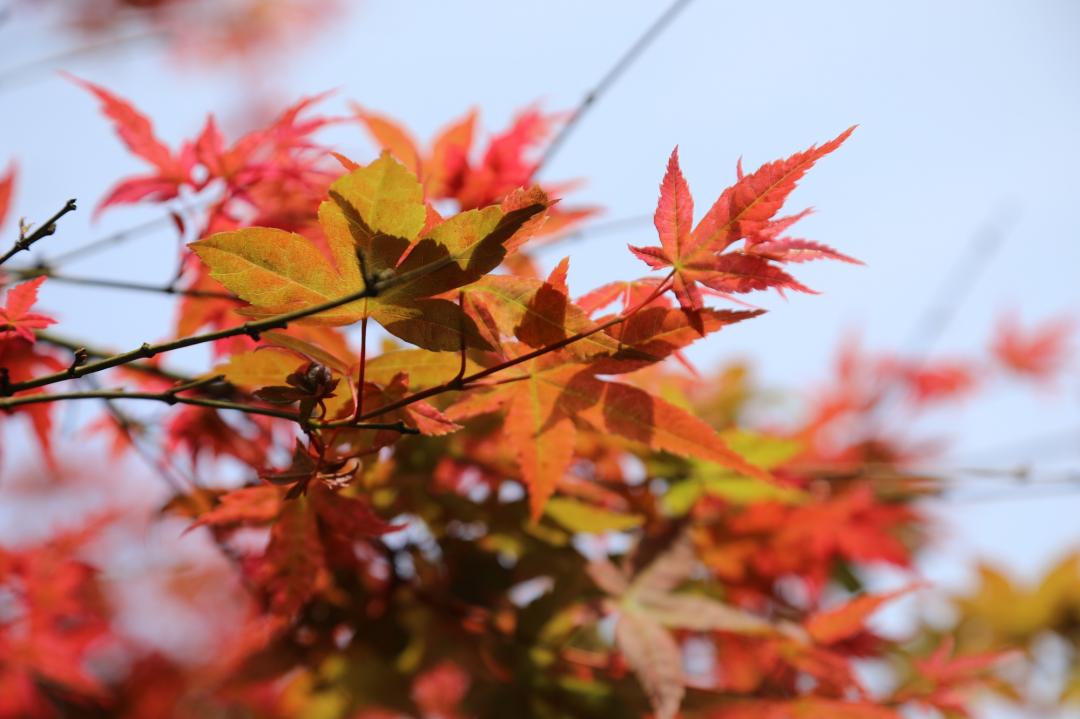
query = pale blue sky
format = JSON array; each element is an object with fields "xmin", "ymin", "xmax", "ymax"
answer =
[{"xmin": 3, "ymin": 3, "xmax": 1080, "ymax": 713}]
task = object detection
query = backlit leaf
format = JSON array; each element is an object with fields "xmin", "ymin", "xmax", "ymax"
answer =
[{"xmin": 543, "ymin": 497, "xmax": 644, "ymax": 533}]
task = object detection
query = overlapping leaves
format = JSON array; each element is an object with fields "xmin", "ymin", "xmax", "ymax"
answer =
[{"xmin": 191, "ymin": 153, "xmax": 547, "ymax": 350}]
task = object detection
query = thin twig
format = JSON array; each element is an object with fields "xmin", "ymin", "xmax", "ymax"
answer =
[
  {"xmin": 940, "ymin": 483, "xmax": 1080, "ymax": 505},
  {"xmin": 0, "ymin": 387, "xmax": 419, "ymax": 433},
  {"xmin": 36, "ymin": 330, "xmax": 193, "ymax": 384},
  {"xmin": 3, "ymin": 265, "xmax": 237, "ymax": 299},
  {"xmin": 954, "ymin": 427, "xmax": 1080, "ymax": 463},
  {"xmin": 340, "ymin": 272, "xmax": 676, "ymax": 426},
  {"xmin": 1, "ymin": 238, "xmax": 491, "ymax": 396},
  {"xmin": 44, "ymin": 210, "xmax": 179, "ymax": 267},
  {"xmin": 532, "ymin": 0, "xmax": 695, "ymax": 178},
  {"xmin": 454, "ymin": 290, "xmax": 467, "ymax": 383},
  {"xmin": 353, "ymin": 316, "xmax": 368, "ymax": 421},
  {"xmin": 0, "ymin": 29, "xmax": 165, "ymax": 91},
  {"xmin": 904, "ymin": 206, "xmax": 1019, "ymax": 355},
  {"xmin": 75, "ymin": 371, "xmax": 190, "ymax": 493},
  {"xmin": 0, "ymin": 199, "xmax": 77, "ymax": 266}
]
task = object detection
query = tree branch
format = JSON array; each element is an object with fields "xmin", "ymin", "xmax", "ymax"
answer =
[
  {"xmin": 338, "ymin": 272, "xmax": 677, "ymax": 426},
  {"xmin": 532, "ymin": 0, "xmax": 695, "ymax": 178},
  {"xmin": 3, "ymin": 265, "xmax": 237, "ymax": 299},
  {"xmin": 0, "ymin": 386, "xmax": 419, "ymax": 433},
  {"xmin": 44, "ymin": 210, "xmax": 178, "ymax": 267},
  {"xmin": 0, "ymin": 29, "xmax": 166, "ymax": 91},
  {"xmin": 1, "ymin": 243, "xmax": 471, "ymax": 396},
  {"xmin": 36, "ymin": 330, "xmax": 195, "ymax": 384},
  {"xmin": 0, "ymin": 199, "xmax": 78, "ymax": 266},
  {"xmin": 904, "ymin": 207, "xmax": 1018, "ymax": 355},
  {"xmin": 75, "ymin": 370, "xmax": 192, "ymax": 493}
]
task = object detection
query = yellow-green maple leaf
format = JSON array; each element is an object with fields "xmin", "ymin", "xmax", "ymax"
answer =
[{"xmin": 190, "ymin": 153, "xmax": 546, "ymax": 352}]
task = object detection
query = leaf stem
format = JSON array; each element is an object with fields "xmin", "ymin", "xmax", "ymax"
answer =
[{"xmin": 354, "ymin": 315, "xmax": 368, "ymax": 421}]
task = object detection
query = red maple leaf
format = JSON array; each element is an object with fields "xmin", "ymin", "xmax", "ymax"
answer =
[
  {"xmin": 631, "ymin": 130, "xmax": 855, "ymax": 313},
  {"xmin": 0, "ymin": 277, "xmax": 56, "ymax": 343},
  {"xmin": 991, "ymin": 312, "xmax": 1073, "ymax": 381},
  {"xmin": 0, "ymin": 162, "xmax": 14, "ymax": 230},
  {"xmin": 71, "ymin": 76, "xmax": 195, "ymax": 214}
]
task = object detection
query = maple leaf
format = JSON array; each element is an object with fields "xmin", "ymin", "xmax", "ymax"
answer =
[
  {"xmin": 885, "ymin": 357, "xmax": 978, "ymax": 406},
  {"xmin": 0, "ymin": 162, "xmax": 14, "ymax": 230},
  {"xmin": 411, "ymin": 661, "xmax": 470, "ymax": 719},
  {"xmin": 348, "ymin": 373, "xmax": 460, "ymax": 443},
  {"xmin": 352, "ymin": 106, "xmax": 422, "ymax": 177},
  {"xmin": 72, "ymin": 76, "xmax": 193, "ymax": 212},
  {"xmin": 424, "ymin": 109, "xmax": 476, "ymax": 201},
  {"xmin": 365, "ymin": 348, "xmax": 482, "ymax": 391},
  {"xmin": 255, "ymin": 494, "xmax": 324, "ymax": 616},
  {"xmin": 587, "ymin": 530, "xmax": 790, "ymax": 719},
  {"xmin": 0, "ymin": 329, "xmax": 65, "ymax": 465},
  {"xmin": 631, "ymin": 130, "xmax": 855, "ymax": 313},
  {"xmin": 991, "ymin": 312, "xmax": 1073, "ymax": 381},
  {"xmin": 748, "ymin": 237, "xmax": 862, "ymax": 265},
  {"xmin": 357, "ymin": 106, "xmax": 551, "ymax": 210},
  {"xmin": 805, "ymin": 586, "xmax": 917, "ymax": 645},
  {"xmin": 261, "ymin": 440, "xmax": 328, "ymax": 498},
  {"xmin": 577, "ymin": 277, "xmax": 673, "ymax": 316},
  {"xmin": 189, "ymin": 485, "xmax": 283, "ymax": 531},
  {"xmin": 357, "ymin": 105, "xmax": 597, "ymax": 234},
  {"xmin": 696, "ymin": 485, "xmax": 916, "ymax": 598},
  {"xmin": 191, "ymin": 153, "xmax": 547, "ymax": 351},
  {"xmin": 0, "ymin": 521, "xmax": 113, "ymax": 715},
  {"xmin": 893, "ymin": 637, "xmax": 1015, "ymax": 717},
  {"xmin": 694, "ymin": 127, "xmax": 855, "ymax": 251},
  {"xmin": 164, "ymin": 405, "xmax": 272, "ymax": 468},
  {"xmin": 543, "ymin": 497, "xmax": 644, "ymax": 534},
  {"xmin": 449, "ymin": 351, "xmax": 769, "ymax": 518},
  {"xmin": 594, "ymin": 305, "xmax": 763, "ymax": 374},
  {"xmin": 955, "ymin": 556, "xmax": 1080, "ymax": 641},
  {"xmin": 460, "ymin": 258, "xmax": 624, "ymax": 359},
  {"xmin": 0, "ymin": 277, "xmax": 55, "ymax": 343},
  {"xmin": 614, "ymin": 607, "xmax": 685, "ymax": 719}
]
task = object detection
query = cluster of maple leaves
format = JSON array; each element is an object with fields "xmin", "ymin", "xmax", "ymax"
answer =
[
  {"xmin": 0, "ymin": 78, "xmax": 1075, "ymax": 719},
  {"xmin": 19, "ymin": 0, "xmax": 341, "ymax": 62}
]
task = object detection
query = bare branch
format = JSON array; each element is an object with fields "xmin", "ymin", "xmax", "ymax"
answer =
[
  {"xmin": 338, "ymin": 271, "xmax": 677, "ymax": 426},
  {"xmin": 904, "ymin": 206, "xmax": 1019, "ymax": 355},
  {"xmin": 44, "ymin": 211, "xmax": 178, "ymax": 267},
  {"xmin": 0, "ymin": 199, "xmax": 78, "ymax": 266},
  {"xmin": 75, "ymin": 370, "xmax": 191, "ymax": 493},
  {"xmin": 0, "ymin": 386, "xmax": 420, "ymax": 433},
  {"xmin": 3, "ymin": 265, "xmax": 236, "ymax": 299},
  {"xmin": 0, "ymin": 30, "xmax": 165, "ymax": 91},
  {"xmin": 36, "ymin": 330, "xmax": 194, "ymax": 384},
  {"xmin": 1, "ymin": 241, "xmax": 481, "ymax": 396},
  {"xmin": 532, "ymin": 0, "xmax": 695, "ymax": 178}
]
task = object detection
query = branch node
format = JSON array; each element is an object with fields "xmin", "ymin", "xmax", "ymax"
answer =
[
  {"xmin": 0, "ymin": 198, "xmax": 80, "ymax": 267},
  {"xmin": 67, "ymin": 348, "xmax": 90, "ymax": 376}
]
